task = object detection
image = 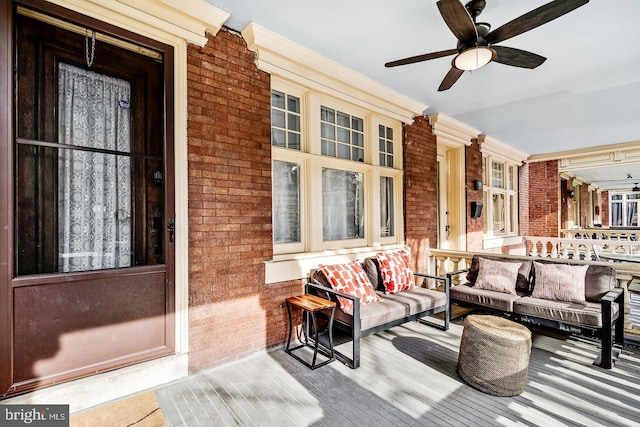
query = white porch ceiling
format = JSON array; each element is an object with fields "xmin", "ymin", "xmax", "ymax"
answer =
[{"xmin": 205, "ymin": 0, "xmax": 640, "ymax": 190}]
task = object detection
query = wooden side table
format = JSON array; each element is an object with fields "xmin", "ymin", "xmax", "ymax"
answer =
[{"xmin": 285, "ymin": 294, "xmax": 336, "ymax": 369}]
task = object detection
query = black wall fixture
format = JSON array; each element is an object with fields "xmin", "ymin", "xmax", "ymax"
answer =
[{"xmin": 470, "ymin": 201, "xmax": 483, "ymax": 218}]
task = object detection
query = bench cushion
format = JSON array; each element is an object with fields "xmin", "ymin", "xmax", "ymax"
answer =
[
  {"xmin": 450, "ymin": 284, "xmax": 522, "ymax": 312},
  {"xmin": 333, "ymin": 287, "xmax": 446, "ymax": 331},
  {"xmin": 514, "ymin": 296, "xmax": 619, "ymax": 328}
]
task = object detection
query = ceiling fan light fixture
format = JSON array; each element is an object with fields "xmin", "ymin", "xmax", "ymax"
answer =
[{"xmin": 454, "ymin": 46, "xmax": 495, "ymax": 71}]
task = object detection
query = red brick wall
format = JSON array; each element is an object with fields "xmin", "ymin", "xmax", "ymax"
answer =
[
  {"xmin": 465, "ymin": 139, "xmax": 483, "ymax": 251},
  {"xmin": 403, "ymin": 115, "xmax": 438, "ymax": 271},
  {"xmin": 601, "ymin": 190, "xmax": 609, "ymax": 226},
  {"xmin": 527, "ymin": 160, "xmax": 559, "ymax": 237},
  {"xmin": 186, "ymin": 29, "xmax": 300, "ymax": 372}
]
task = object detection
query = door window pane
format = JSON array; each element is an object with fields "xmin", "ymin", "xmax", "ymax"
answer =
[
  {"xmin": 273, "ymin": 160, "xmax": 301, "ymax": 244},
  {"xmin": 57, "ymin": 64, "xmax": 132, "ymax": 272},
  {"xmin": 322, "ymin": 168, "xmax": 364, "ymax": 240}
]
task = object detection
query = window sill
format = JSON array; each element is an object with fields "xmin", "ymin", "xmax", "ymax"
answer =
[
  {"xmin": 483, "ymin": 235, "xmax": 523, "ymax": 249},
  {"xmin": 265, "ymin": 244, "xmax": 406, "ymax": 284}
]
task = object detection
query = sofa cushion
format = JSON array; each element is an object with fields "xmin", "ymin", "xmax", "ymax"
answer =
[
  {"xmin": 333, "ymin": 287, "xmax": 446, "ymax": 331},
  {"xmin": 531, "ymin": 262, "xmax": 588, "ymax": 304},
  {"xmin": 376, "ymin": 248, "xmax": 416, "ymax": 294},
  {"xmin": 474, "ymin": 257, "xmax": 521, "ymax": 295},
  {"xmin": 514, "ymin": 296, "xmax": 619, "ymax": 328},
  {"xmin": 450, "ymin": 284, "xmax": 521, "ymax": 312},
  {"xmin": 320, "ymin": 261, "xmax": 382, "ymax": 314},
  {"xmin": 467, "ymin": 255, "xmax": 532, "ymax": 294}
]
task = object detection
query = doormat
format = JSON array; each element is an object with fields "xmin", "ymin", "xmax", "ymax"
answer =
[{"xmin": 70, "ymin": 391, "xmax": 165, "ymax": 427}]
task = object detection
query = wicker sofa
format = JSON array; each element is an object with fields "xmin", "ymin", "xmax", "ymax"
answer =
[
  {"xmin": 448, "ymin": 254, "xmax": 625, "ymax": 369},
  {"xmin": 307, "ymin": 256, "xmax": 450, "ymax": 369}
]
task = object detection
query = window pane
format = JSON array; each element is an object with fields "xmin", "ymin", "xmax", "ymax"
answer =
[
  {"xmin": 337, "ymin": 127, "xmax": 350, "ymax": 143},
  {"xmin": 287, "ymin": 95, "xmax": 300, "ymax": 112},
  {"xmin": 322, "ymin": 168, "xmax": 364, "ymax": 240},
  {"xmin": 271, "ymin": 129, "xmax": 286, "ymax": 147},
  {"xmin": 492, "ymin": 193, "xmax": 506, "ymax": 234},
  {"xmin": 271, "ymin": 90, "xmax": 301, "ymax": 150},
  {"xmin": 378, "ymin": 125, "xmax": 394, "ymax": 167},
  {"xmin": 352, "ymin": 147, "xmax": 364, "ymax": 162},
  {"xmin": 352, "ymin": 132, "xmax": 363, "ymax": 147},
  {"xmin": 321, "ymin": 107, "xmax": 335, "ymax": 123},
  {"xmin": 337, "ymin": 143, "xmax": 350, "ymax": 159},
  {"xmin": 288, "ymin": 113, "xmax": 300, "ymax": 132},
  {"xmin": 271, "ymin": 90, "xmax": 285, "ymax": 109},
  {"xmin": 321, "ymin": 123, "xmax": 335, "ymax": 139},
  {"xmin": 380, "ymin": 176, "xmax": 394, "ymax": 237},
  {"xmin": 288, "ymin": 132, "xmax": 300, "ymax": 150},
  {"xmin": 273, "ymin": 160, "xmax": 300, "ymax": 244},
  {"xmin": 491, "ymin": 161, "xmax": 504, "ymax": 188},
  {"xmin": 510, "ymin": 194, "xmax": 517, "ymax": 234},
  {"xmin": 271, "ymin": 109, "xmax": 285, "ymax": 128},
  {"xmin": 320, "ymin": 105, "xmax": 365, "ymax": 162},
  {"xmin": 337, "ymin": 112, "xmax": 350, "ymax": 127},
  {"xmin": 321, "ymin": 140, "xmax": 335, "ymax": 156},
  {"xmin": 352, "ymin": 117, "xmax": 363, "ymax": 132}
]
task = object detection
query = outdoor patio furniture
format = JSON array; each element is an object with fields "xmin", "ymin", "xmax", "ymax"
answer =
[
  {"xmin": 307, "ymin": 252, "xmax": 450, "ymax": 368},
  {"xmin": 449, "ymin": 254, "xmax": 625, "ymax": 368},
  {"xmin": 457, "ymin": 314, "xmax": 532, "ymax": 396}
]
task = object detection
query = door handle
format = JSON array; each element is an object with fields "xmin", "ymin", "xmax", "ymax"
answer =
[{"xmin": 168, "ymin": 218, "xmax": 175, "ymax": 243}]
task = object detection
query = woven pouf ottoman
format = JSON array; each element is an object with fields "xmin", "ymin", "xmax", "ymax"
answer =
[{"xmin": 457, "ymin": 315, "xmax": 532, "ymax": 396}]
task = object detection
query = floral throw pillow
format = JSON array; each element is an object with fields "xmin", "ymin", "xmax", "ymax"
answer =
[
  {"xmin": 320, "ymin": 261, "xmax": 382, "ymax": 314},
  {"xmin": 377, "ymin": 249, "xmax": 415, "ymax": 294},
  {"xmin": 474, "ymin": 258, "xmax": 521, "ymax": 295},
  {"xmin": 531, "ymin": 262, "xmax": 588, "ymax": 304}
]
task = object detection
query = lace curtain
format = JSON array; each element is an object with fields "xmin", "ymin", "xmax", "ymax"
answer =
[{"xmin": 58, "ymin": 63, "xmax": 132, "ymax": 272}]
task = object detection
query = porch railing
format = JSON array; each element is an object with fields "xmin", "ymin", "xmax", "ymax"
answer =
[
  {"xmin": 561, "ymin": 228, "xmax": 639, "ymax": 241},
  {"xmin": 427, "ymin": 248, "xmax": 640, "ymax": 335},
  {"xmin": 525, "ymin": 236, "xmax": 639, "ymax": 259}
]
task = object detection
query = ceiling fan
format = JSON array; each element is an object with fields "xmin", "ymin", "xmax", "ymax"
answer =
[{"xmin": 385, "ymin": 0, "xmax": 589, "ymax": 91}]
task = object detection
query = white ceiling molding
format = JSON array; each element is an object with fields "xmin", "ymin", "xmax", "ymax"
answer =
[
  {"xmin": 530, "ymin": 140, "xmax": 640, "ymax": 170},
  {"xmin": 46, "ymin": 0, "xmax": 230, "ymax": 46},
  {"xmin": 478, "ymin": 134, "xmax": 529, "ymax": 164},
  {"xmin": 429, "ymin": 113, "xmax": 480, "ymax": 148},
  {"xmin": 242, "ymin": 22, "xmax": 426, "ymax": 124}
]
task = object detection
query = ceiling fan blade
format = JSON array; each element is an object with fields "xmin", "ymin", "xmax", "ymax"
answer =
[
  {"xmin": 492, "ymin": 46, "xmax": 547, "ymax": 69},
  {"xmin": 437, "ymin": 0, "xmax": 478, "ymax": 44},
  {"xmin": 385, "ymin": 49, "xmax": 458, "ymax": 68},
  {"xmin": 486, "ymin": 0, "xmax": 589, "ymax": 45},
  {"xmin": 438, "ymin": 67, "xmax": 465, "ymax": 91}
]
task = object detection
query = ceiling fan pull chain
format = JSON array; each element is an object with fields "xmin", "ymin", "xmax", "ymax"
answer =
[{"xmin": 85, "ymin": 29, "xmax": 96, "ymax": 68}]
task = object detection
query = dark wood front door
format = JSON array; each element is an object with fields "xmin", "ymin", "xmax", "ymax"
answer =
[{"xmin": 1, "ymin": 1, "xmax": 175, "ymax": 397}]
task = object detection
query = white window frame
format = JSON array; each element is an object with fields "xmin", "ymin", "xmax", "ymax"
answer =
[
  {"xmin": 483, "ymin": 155, "xmax": 519, "ymax": 238},
  {"xmin": 271, "ymin": 79, "xmax": 404, "ymax": 256},
  {"xmin": 609, "ymin": 192, "xmax": 640, "ymax": 227}
]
